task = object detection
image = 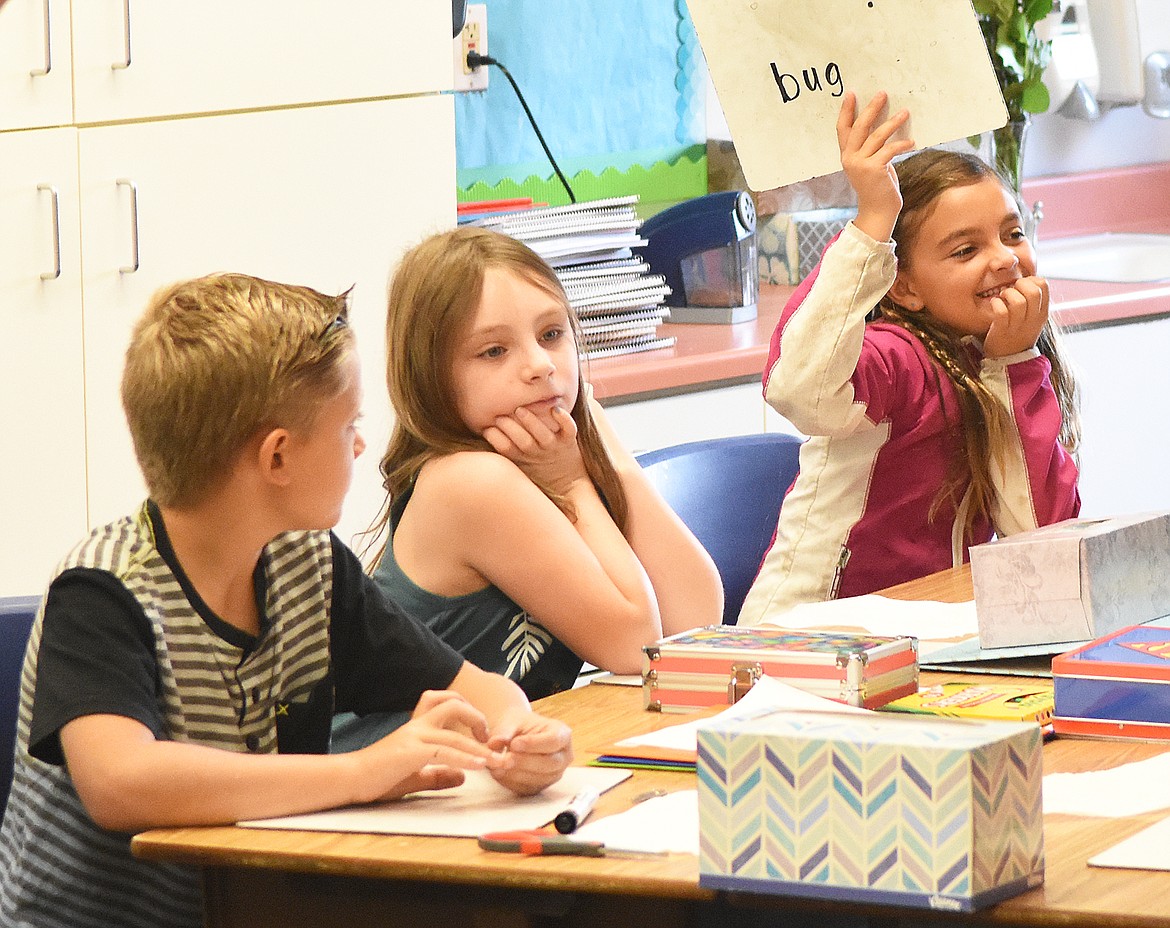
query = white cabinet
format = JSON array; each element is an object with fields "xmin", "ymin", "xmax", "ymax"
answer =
[
  {"xmin": 0, "ymin": 3, "xmax": 455, "ymax": 595},
  {"xmin": 600, "ymin": 382, "xmax": 773, "ymax": 455},
  {"xmin": 0, "ymin": 0, "xmax": 73, "ymax": 130},
  {"xmin": 69, "ymin": 1, "xmax": 451, "ymax": 123},
  {"xmin": 1061, "ymin": 318, "xmax": 1170, "ymax": 518},
  {"xmin": 0, "ymin": 127, "xmax": 88, "ymax": 592},
  {"xmin": 78, "ymin": 96, "xmax": 455, "ymax": 538}
]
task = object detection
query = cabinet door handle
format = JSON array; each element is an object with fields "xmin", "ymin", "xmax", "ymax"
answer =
[
  {"xmin": 37, "ymin": 184, "xmax": 61, "ymax": 281},
  {"xmin": 112, "ymin": 0, "xmax": 132, "ymax": 70},
  {"xmin": 30, "ymin": 0, "xmax": 52, "ymax": 77},
  {"xmin": 116, "ymin": 178, "xmax": 140, "ymax": 274}
]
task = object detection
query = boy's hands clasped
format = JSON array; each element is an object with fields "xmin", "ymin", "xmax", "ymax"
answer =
[
  {"xmin": 483, "ymin": 707, "xmax": 576, "ymax": 796},
  {"xmin": 359, "ymin": 690, "xmax": 572, "ymax": 801}
]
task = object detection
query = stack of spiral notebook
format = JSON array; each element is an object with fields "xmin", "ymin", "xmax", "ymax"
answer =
[{"xmin": 469, "ymin": 195, "xmax": 676, "ymax": 359}]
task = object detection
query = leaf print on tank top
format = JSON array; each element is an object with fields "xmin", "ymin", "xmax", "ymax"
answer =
[{"xmin": 503, "ymin": 611, "xmax": 554, "ymax": 679}]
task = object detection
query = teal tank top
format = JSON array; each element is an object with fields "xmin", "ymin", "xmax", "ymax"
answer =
[{"xmin": 372, "ymin": 488, "xmax": 583, "ymax": 700}]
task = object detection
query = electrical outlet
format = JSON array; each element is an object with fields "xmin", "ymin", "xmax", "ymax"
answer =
[{"xmin": 452, "ymin": 3, "xmax": 488, "ymax": 92}]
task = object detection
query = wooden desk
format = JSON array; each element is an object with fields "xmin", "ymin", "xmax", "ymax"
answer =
[{"xmin": 133, "ymin": 567, "xmax": 1170, "ymax": 928}]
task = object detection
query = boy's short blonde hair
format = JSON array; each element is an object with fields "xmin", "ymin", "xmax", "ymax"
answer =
[{"xmin": 121, "ymin": 272, "xmax": 353, "ymax": 508}]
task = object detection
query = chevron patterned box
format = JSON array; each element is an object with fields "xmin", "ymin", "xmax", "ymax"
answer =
[{"xmin": 696, "ymin": 707, "xmax": 1044, "ymax": 912}]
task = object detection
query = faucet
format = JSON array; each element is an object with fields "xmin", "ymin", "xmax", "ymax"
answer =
[
  {"xmin": 1027, "ymin": 200, "xmax": 1045, "ymax": 245},
  {"xmin": 1056, "ymin": 79, "xmax": 1101, "ymax": 120},
  {"xmin": 1083, "ymin": 0, "xmax": 1170, "ymax": 118},
  {"xmin": 1143, "ymin": 51, "xmax": 1170, "ymax": 117}
]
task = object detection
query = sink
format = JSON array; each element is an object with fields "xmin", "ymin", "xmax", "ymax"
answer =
[{"xmin": 1037, "ymin": 232, "xmax": 1170, "ymax": 283}]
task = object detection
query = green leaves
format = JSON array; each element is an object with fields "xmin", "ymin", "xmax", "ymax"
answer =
[
  {"xmin": 974, "ymin": 1, "xmax": 1055, "ymax": 119},
  {"xmin": 972, "ymin": 0, "xmax": 1015, "ymax": 19},
  {"xmin": 1021, "ymin": 78, "xmax": 1051, "ymax": 113},
  {"xmin": 1023, "ymin": 0, "xmax": 1055, "ymax": 23}
]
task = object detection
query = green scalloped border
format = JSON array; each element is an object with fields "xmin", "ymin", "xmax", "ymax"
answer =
[{"xmin": 458, "ymin": 148, "xmax": 708, "ymax": 207}]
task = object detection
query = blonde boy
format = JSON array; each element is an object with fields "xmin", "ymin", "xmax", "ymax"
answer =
[{"xmin": 0, "ymin": 274, "xmax": 572, "ymax": 928}]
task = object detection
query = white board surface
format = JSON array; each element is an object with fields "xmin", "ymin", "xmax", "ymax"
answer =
[
  {"xmin": 238, "ymin": 766, "xmax": 630, "ymax": 838},
  {"xmin": 688, "ymin": 0, "xmax": 1008, "ymax": 191}
]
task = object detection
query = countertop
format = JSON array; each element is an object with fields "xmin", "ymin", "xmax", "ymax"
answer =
[{"xmin": 590, "ymin": 162, "xmax": 1170, "ymax": 403}]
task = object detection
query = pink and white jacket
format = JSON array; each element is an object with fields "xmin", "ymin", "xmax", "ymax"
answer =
[{"xmin": 738, "ymin": 223, "xmax": 1080, "ymax": 626}]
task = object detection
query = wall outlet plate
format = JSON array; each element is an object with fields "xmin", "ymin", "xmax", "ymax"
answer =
[{"xmin": 452, "ymin": 3, "xmax": 488, "ymax": 92}]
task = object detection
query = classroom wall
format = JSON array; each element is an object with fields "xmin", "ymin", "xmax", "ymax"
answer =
[
  {"xmin": 456, "ymin": 2, "xmax": 1170, "ymax": 202},
  {"xmin": 1028, "ymin": 105, "xmax": 1170, "ymax": 178}
]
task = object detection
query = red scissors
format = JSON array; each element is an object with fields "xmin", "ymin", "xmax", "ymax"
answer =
[{"xmin": 478, "ymin": 830, "xmax": 663, "ymax": 859}]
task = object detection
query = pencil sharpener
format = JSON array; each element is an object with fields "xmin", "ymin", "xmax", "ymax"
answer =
[{"xmin": 636, "ymin": 191, "xmax": 758, "ymax": 324}]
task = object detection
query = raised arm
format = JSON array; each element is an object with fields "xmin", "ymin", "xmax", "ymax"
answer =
[
  {"xmin": 839, "ymin": 90, "xmax": 912, "ymax": 245},
  {"xmin": 763, "ymin": 93, "xmax": 914, "ymax": 435}
]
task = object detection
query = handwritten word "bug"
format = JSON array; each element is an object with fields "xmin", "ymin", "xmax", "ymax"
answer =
[{"xmin": 769, "ymin": 62, "xmax": 844, "ymax": 103}]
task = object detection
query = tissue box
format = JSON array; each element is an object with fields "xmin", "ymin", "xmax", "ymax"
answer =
[
  {"xmin": 697, "ymin": 709, "xmax": 1044, "ymax": 912},
  {"xmin": 969, "ymin": 513, "xmax": 1170, "ymax": 649},
  {"xmin": 1052, "ymin": 624, "xmax": 1170, "ymax": 740},
  {"xmin": 641, "ymin": 626, "xmax": 918, "ymax": 713}
]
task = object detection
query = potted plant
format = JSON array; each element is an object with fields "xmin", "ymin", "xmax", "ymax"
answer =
[{"xmin": 973, "ymin": 0, "xmax": 1057, "ymax": 193}]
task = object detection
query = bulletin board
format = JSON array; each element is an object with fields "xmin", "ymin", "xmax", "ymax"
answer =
[
  {"xmin": 688, "ymin": 0, "xmax": 1008, "ymax": 191},
  {"xmin": 455, "ymin": 0, "xmax": 709, "ymax": 206}
]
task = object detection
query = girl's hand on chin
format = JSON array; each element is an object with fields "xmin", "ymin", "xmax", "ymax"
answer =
[
  {"xmin": 984, "ymin": 275, "xmax": 1048, "ymax": 359},
  {"xmin": 482, "ymin": 405, "xmax": 588, "ymax": 494}
]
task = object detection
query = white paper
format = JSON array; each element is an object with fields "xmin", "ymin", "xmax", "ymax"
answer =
[
  {"xmin": 575, "ymin": 789, "xmax": 700, "ymax": 856},
  {"xmin": 687, "ymin": 0, "xmax": 1007, "ymax": 191},
  {"xmin": 238, "ymin": 766, "xmax": 630, "ymax": 837},
  {"xmin": 1043, "ymin": 752, "xmax": 1170, "ymax": 818},
  {"xmin": 1089, "ymin": 814, "xmax": 1170, "ymax": 871},
  {"xmin": 764, "ymin": 594, "xmax": 979, "ymax": 644},
  {"xmin": 587, "ymin": 672, "xmax": 642, "ymax": 687},
  {"xmin": 767, "ymin": 594, "xmax": 978, "ymax": 640},
  {"xmin": 615, "ymin": 675, "xmax": 872, "ymax": 754}
]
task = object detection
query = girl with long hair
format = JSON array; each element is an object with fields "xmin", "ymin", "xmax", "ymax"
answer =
[
  {"xmin": 367, "ymin": 226, "xmax": 722, "ymax": 698},
  {"xmin": 739, "ymin": 92, "xmax": 1081, "ymax": 625}
]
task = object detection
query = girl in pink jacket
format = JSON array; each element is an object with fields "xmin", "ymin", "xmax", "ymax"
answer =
[{"xmin": 740, "ymin": 92, "xmax": 1081, "ymax": 626}]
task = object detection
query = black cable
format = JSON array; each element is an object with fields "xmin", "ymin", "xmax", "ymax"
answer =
[{"xmin": 466, "ymin": 51, "xmax": 576, "ymax": 204}]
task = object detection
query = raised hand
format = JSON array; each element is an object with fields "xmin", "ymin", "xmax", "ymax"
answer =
[
  {"xmin": 836, "ymin": 90, "xmax": 915, "ymax": 243},
  {"xmin": 984, "ymin": 275, "xmax": 1049, "ymax": 358}
]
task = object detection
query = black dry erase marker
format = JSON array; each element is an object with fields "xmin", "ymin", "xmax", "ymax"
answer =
[{"xmin": 553, "ymin": 786, "xmax": 600, "ymax": 834}]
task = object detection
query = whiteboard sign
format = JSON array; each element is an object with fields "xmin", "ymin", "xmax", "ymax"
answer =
[{"xmin": 689, "ymin": 0, "xmax": 1008, "ymax": 191}]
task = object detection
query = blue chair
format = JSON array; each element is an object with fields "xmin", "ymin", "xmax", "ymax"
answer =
[
  {"xmin": 1, "ymin": 596, "xmax": 38, "ymax": 822},
  {"xmin": 636, "ymin": 432, "xmax": 803, "ymax": 625}
]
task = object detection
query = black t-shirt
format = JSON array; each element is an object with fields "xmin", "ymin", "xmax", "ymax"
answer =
[{"xmin": 29, "ymin": 504, "xmax": 466, "ymax": 764}]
